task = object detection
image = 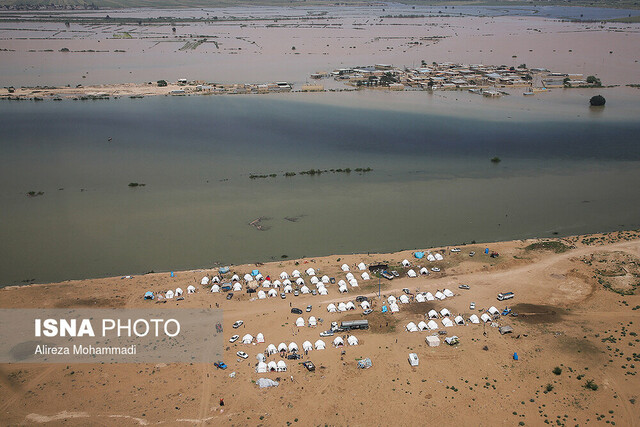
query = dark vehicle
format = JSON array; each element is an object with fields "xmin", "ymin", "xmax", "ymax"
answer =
[
  {"xmin": 246, "ymin": 288, "xmax": 256, "ymax": 294},
  {"xmin": 490, "ymin": 252, "xmax": 499, "ymax": 258},
  {"xmin": 302, "ymin": 361, "xmax": 316, "ymax": 371},
  {"xmin": 214, "ymin": 361, "xmax": 227, "ymax": 370},
  {"xmin": 355, "ymin": 296, "xmax": 369, "ymax": 303},
  {"xmin": 340, "ymin": 320, "xmax": 369, "ymax": 331},
  {"xmin": 458, "ymin": 284, "xmax": 470, "ymax": 290},
  {"xmin": 330, "ymin": 277, "xmax": 336, "ymax": 284},
  {"xmin": 221, "ymin": 285, "xmax": 232, "ymax": 292},
  {"xmin": 381, "ymin": 271, "xmax": 394, "ymax": 280},
  {"xmin": 402, "ymin": 288, "xmax": 410, "ymax": 294},
  {"xmin": 280, "ymin": 292, "xmax": 286, "ymax": 299},
  {"xmin": 311, "ymin": 289, "xmax": 317, "ymax": 296},
  {"xmin": 306, "ymin": 305, "xmax": 312, "ymax": 312},
  {"xmin": 291, "ymin": 308, "xmax": 303, "ymax": 314},
  {"xmin": 287, "ymin": 353, "xmax": 302, "ymax": 360},
  {"xmin": 369, "ymin": 263, "xmax": 388, "ymax": 273},
  {"xmin": 438, "ymin": 330, "xmax": 448, "ymax": 336},
  {"xmin": 226, "ymin": 293, "xmax": 233, "ymax": 300}
]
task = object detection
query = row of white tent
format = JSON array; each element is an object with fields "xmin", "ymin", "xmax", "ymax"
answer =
[
  {"xmin": 260, "ymin": 336, "xmax": 358, "ymax": 357},
  {"xmin": 240, "ymin": 333, "xmax": 266, "ymax": 344},
  {"xmin": 164, "ymin": 285, "xmax": 197, "ymax": 299},
  {"xmin": 402, "ymin": 253, "xmax": 443, "ymax": 266},
  {"xmin": 406, "ymin": 312, "xmax": 491, "ymax": 331},
  {"xmin": 295, "ymin": 316, "xmax": 317, "ymax": 327},
  {"xmin": 341, "ymin": 263, "xmax": 368, "ymax": 272},
  {"xmin": 256, "ymin": 360, "xmax": 288, "ymax": 373},
  {"xmin": 326, "ymin": 301, "xmax": 360, "ymax": 312}
]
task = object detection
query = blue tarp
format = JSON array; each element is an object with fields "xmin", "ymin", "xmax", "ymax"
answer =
[
  {"xmin": 219, "ymin": 266, "xmax": 230, "ymax": 274},
  {"xmin": 251, "ymin": 269, "xmax": 260, "ymax": 276},
  {"xmin": 485, "ymin": 248, "xmax": 489, "ymax": 254},
  {"xmin": 144, "ymin": 291, "xmax": 154, "ymax": 300},
  {"xmin": 513, "ymin": 352, "xmax": 519, "ymax": 361},
  {"xmin": 414, "ymin": 251, "xmax": 424, "ymax": 259},
  {"xmin": 381, "ymin": 305, "xmax": 388, "ymax": 313}
]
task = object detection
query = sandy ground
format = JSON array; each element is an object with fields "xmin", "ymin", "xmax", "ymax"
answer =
[{"xmin": 1, "ymin": 230, "xmax": 639, "ymax": 425}]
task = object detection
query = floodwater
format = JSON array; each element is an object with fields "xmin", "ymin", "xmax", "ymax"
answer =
[{"xmin": 1, "ymin": 91, "xmax": 639, "ymax": 286}]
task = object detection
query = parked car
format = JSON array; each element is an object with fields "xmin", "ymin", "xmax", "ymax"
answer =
[
  {"xmin": 302, "ymin": 361, "xmax": 315, "ymax": 372},
  {"xmin": 458, "ymin": 284, "xmax": 470, "ymax": 290},
  {"xmin": 294, "ymin": 290, "xmax": 300, "ymax": 297},
  {"xmin": 469, "ymin": 251, "xmax": 476, "ymax": 257},
  {"xmin": 355, "ymin": 296, "xmax": 368, "ymax": 302},
  {"xmin": 451, "ymin": 248, "xmax": 461, "ymax": 252},
  {"xmin": 402, "ymin": 288, "xmax": 410, "ymax": 294},
  {"xmin": 229, "ymin": 334, "xmax": 239, "ymax": 343},
  {"xmin": 214, "ymin": 361, "xmax": 227, "ymax": 369},
  {"xmin": 291, "ymin": 308, "xmax": 303, "ymax": 314},
  {"xmin": 431, "ymin": 267, "xmax": 441, "ymax": 272},
  {"xmin": 311, "ymin": 289, "xmax": 317, "ymax": 296},
  {"xmin": 363, "ymin": 309, "xmax": 373, "ymax": 315},
  {"xmin": 330, "ymin": 277, "xmax": 336, "ymax": 284},
  {"xmin": 320, "ymin": 330, "xmax": 334, "ymax": 337},
  {"xmin": 381, "ymin": 271, "xmax": 394, "ymax": 280},
  {"xmin": 232, "ymin": 320, "xmax": 243, "ymax": 328},
  {"xmin": 236, "ymin": 351, "xmax": 248, "ymax": 359},
  {"xmin": 226, "ymin": 292, "xmax": 233, "ymax": 300},
  {"xmin": 469, "ymin": 302, "xmax": 476, "ymax": 310},
  {"xmin": 287, "ymin": 353, "xmax": 301, "ymax": 360},
  {"xmin": 246, "ymin": 288, "xmax": 256, "ymax": 294},
  {"xmin": 306, "ymin": 305, "xmax": 312, "ymax": 312},
  {"xmin": 280, "ymin": 292, "xmax": 286, "ymax": 299}
]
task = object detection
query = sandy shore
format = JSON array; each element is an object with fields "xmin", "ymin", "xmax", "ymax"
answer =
[{"xmin": 1, "ymin": 230, "xmax": 639, "ymax": 425}]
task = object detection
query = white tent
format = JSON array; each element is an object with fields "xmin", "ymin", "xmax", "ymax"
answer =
[
  {"xmin": 426, "ymin": 292, "xmax": 435, "ymax": 301},
  {"xmin": 300, "ymin": 285, "xmax": 310, "ymax": 294},
  {"xmin": 306, "ymin": 268, "xmax": 316, "ymax": 276},
  {"xmin": 314, "ymin": 339, "xmax": 326, "ymax": 350},
  {"xmin": 327, "ymin": 303, "xmax": 337, "ymax": 313},
  {"xmin": 416, "ymin": 293, "xmax": 426, "ymax": 303},
  {"xmin": 402, "ymin": 259, "xmax": 410, "ymax": 267},
  {"xmin": 256, "ymin": 333, "xmax": 265, "ymax": 343},
  {"xmin": 295, "ymin": 317, "xmax": 305, "ymax": 327},
  {"xmin": 283, "ymin": 285, "xmax": 293, "ymax": 293},
  {"xmin": 390, "ymin": 303, "xmax": 400, "ymax": 313},
  {"xmin": 256, "ymin": 353, "xmax": 266, "ymax": 362},
  {"xmin": 165, "ymin": 290, "xmax": 174, "ymax": 299},
  {"xmin": 211, "ymin": 276, "xmax": 220, "ymax": 283},
  {"xmin": 295, "ymin": 277, "xmax": 305, "ymax": 286},
  {"xmin": 338, "ymin": 302, "xmax": 347, "ymax": 312},
  {"xmin": 387, "ymin": 295, "xmax": 397, "ymax": 304},
  {"xmin": 321, "ymin": 275, "xmax": 330, "ymax": 284},
  {"xmin": 341, "ymin": 264, "xmax": 350, "ymax": 272},
  {"xmin": 302, "ymin": 341, "xmax": 313, "ymax": 352},
  {"xmin": 346, "ymin": 273, "xmax": 355, "ymax": 281},
  {"xmin": 333, "ymin": 337, "xmax": 344, "ymax": 347},
  {"xmin": 242, "ymin": 334, "xmax": 253, "ymax": 344},
  {"xmin": 469, "ymin": 314, "xmax": 480, "ymax": 324},
  {"xmin": 443, "ymin": 288, "xmax": 454, "ymax": 298},
  {"xmin": 310, "ymin": 276, "xmax": 319, "ymax": 284},
  {"xmin": 406, "ymin": 322, "xmax": 419, "ymax": 332},
  {"xmin": 488, "ymin": 306, "xmax": 500, "ymax": 315},
  {"xmin": 454, "ymin": 315, "xmax": 465, "ymax": 325},
  {"xmin": 338, "ymin": 284, "xmax": 348, "ymax": 293},
  {"xmin": 272, "ymin": 280, "xmax": 281, "ymax": 288},
  {"xmin": 435, "ymin": 291, "xmax": 446, "ymax": 300},
  {"xmin": 266, "ymin": 344, "xmax": 278, "ymax": 355},
  {"xmin": 407, "ymin": 269, "xmax": 417, "ymax": 278},
  {"xmin": 277, "ymin": 343, "xmax": 287, "ymax": 353},
  {"xmin": 268, "ymin": 289, "xmax": 278, "ymax": 297},
  {"xmin": 210, "ymin": 284, "xmax": 220, "ymax": 293},
  {"xmin": 233, "ymin": 283, "xmax": 242, "ymax": 292},
  {"xmin": 357, "ymin": 262, "xmax": 366, "ymax": 270},
  {"xmin": 292, "ymin": 270, "xmax": 301, "ymax": 278},
  {"xmin": 399, "ymin": 295, "xmax": 410, "ymax": 304},
  {"xmin": 256, "ymin": 362, "xmax": 268, "ymax": 373},
  {"xmin": 319, "ymin": 287, "xmax": 328, "ymax": 295},
  {"xmin": 201, "ymin": 276, "xmax": 210, "ymax": 285},
  {"xmin": 283, "ymin": 279, "xmax": 292, "ymax": 286},
  {"xmin": 255, "ymin": 273, "xmax": 264, "ymax": 281},
  {"xmin": 419, "ymin": 267, "xmax": 429, "ymax": 275},
  {"xmin": 440, "ymin": 308, "xmax": 451, "ymax": 317},
  {"xmin": 258, "ymin": 290, "xmax": 267, "ymax": 299},
  {"xmin": 338, "ymin": 279, "xmax": 347, "ymax": 287},
  {"xmin": 345, "ymin": 301, "xmax": 356, "ymax": 310},
  {"xmin": 426, "ymin": 336, "xmax": 440, "ymax": 347},
  {"xmin": 262, "ymin": 280, "xmax": 271, "ymax": 287},
  {"xmin": 347, "ymin": 335, "xmax": 359, "ymax": 346},
  {"xmin": 361, "ymin": 272, "xmax": 370, "ymax": 280},
  {"xmin": 417, "ymin": 321, "xmax": 429, "ymax": 331},
  {"xmin": 280, "ymin": 271, "xmax": 289, "ymax": 280},
  {"xmin": 360, "ymin": 301, "xmax": 371, "ymax": 310},
  {"xmin": 268, "ymin": 361, "xmax": 278, "ymax": 372},
  {"xmin": 349, "ymin": 279, "xmax": 359, "ymax": 288},
  {"xmin": 244, "ymin": 273, "xmax": 253, "ymax": 282},
  {"xmin": 427, "ymin": 320, "xmax": 439, "ymax": 330},
  {"xmin": 435, "ymin": 253, "xmax": 444, "ymax": 261},
  {"xmin": 428, "ymin": 309, "xmax": 439, "ymax": 319},
  {"xmin": 308, "ymin": 316, "xmax": 317, "ymax": 326},
  {"xmin": 175, "ymin": 288, "xmax": 184, "ymax": 297},
  {"xmin": 288, "ymin": 342, "xmax": 299, "ymax": 352},
  {"xmin": 231, "ymin": 274, "xmax": 240, "ymax": 282},
  {"xmin": 442, "ymin": 318, "xmax": 454, "ymax": 327},
  {"xmin": 187, "ymin": 285, "xmax": 196, "ymax": 294},
  {"xmin": 481, "ymin": 313, "xmax": 492, "ymax": 323},
  {"xmin": 277, "ymin": 360, "xmax": 287, "ymax": 372},
  {"xmin": 427, "ymin": 254, "xmax": 436, "ymax": 262}
]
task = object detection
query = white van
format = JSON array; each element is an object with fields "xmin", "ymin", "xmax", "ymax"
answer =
[
  {"xmin": 497, "ymin": 292, "xmax": 514, "ymax": 301},
  {"xmin": 408, "ymin": 353, "xmax": 419, "ymax": 366}
]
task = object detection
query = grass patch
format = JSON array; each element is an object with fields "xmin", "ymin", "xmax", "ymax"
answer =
[{"xmin": 525, "ymin": 241, "xmax": 570, "ymax": 253}]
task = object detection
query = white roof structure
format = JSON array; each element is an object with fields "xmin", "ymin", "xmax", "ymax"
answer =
[
  {"xmin": 338, "ymin": 302, "xmax": 347, "ymax": 312},
  {"xmin": 488, "ymin": 306, "xmax": 500, "ymax": 315},
  {"xmin": 244, "ymin": 273, "xmax": 253, "ymax": 282},
  {"xmin": 210, "ymin": 284, "xmax": 220, "ymax": 293},
  {"xmin": 361, "ymin": 272, "xmax": 370, "ymax": 280},
  {"xmin": 319, "ymin": 287, "xmax": 328, "ymax": 295},
  {"xmin": 443, "ymin": 289, "xmax": 454, "ymax": 298},
  {"xmin": 165, "ymin": 290, "xmax": 174, "ymax": 299},
  {"xmin": 268, "ymin": 361, "xmax": 278, "ymax": 372},
  {"xmin": 257, "ymin": 361, "xmax": 268, "ymax": 373},
  {"xmin": 417, "ymin": 321, "xmax": 429, "ymax": 331},
  {"xmin": 469, "ymin": 314, "xmax": 480, "ymax": 324},
  {"xmin": 427, "ymin": 320, "xmax": 439, "ymax": 330},
  {"xmin": 273, "ymin": 280, "xmax": 282, "ymax": 288},
  {"xmin": 345, "ymin": 301, "xmax": 356, "ymax": 310},
  {"xmin": 406, "ymin": 322, "xmax": 419, "ymax": 332},
  {"xmin": 333, "ymin": 336, "xmax": 344, "ymax": 346},
  {"xmin": 201, "ymin": 276, "xmax": 210, "ymax": 285},
  {"xmin": 256, "ymin": 333, "xmax": 265, "ymax": 343},
  {"xmin": 231, "ymin": 274, "xmax": 240, "ymax": 282},
  {"xmin": 233, "ymin": 283, "xmax": 242, "ymax": 292},
  {"xmin": 407, "ymin": 269, "xmax": 417, "ymax": 278},
  {"xmin": 361, "ymin": 301, "xmax": 371, "ymax": 309},
  {"xmin": 310, "ymin": 276, "xmax": 319, "ymax": 284},
  {"xmin": 266, "ymin": 344, "xmax": 277, "ymax": 355},
  {"xmin": 175, "ymin": 288, "xmax": 183, "ymax": 296},
  {"xmin": 349, "ymin": 279, "xmax": 359, "ymax": 288},
  {"xmin": 315, "ymin": 339, "xmax": 326, "ymax": 350},
  {"xmin": 268, "ymin": 289, "xmax": 278, "ymax": 297},
  {"xmin": 402, "ymin": 259, "xmax": 410, "ymax": 267},
  {"xmin": 292, "ymin": 270, "xmax": 301, "ymax": 278},
  {"xmin": 288, "ymin": 342, "xmax": 298, "ymax": 352},
  {"xmin": 258, "ymin": 290, "xmax": 267, "ymax": 299},
  {"xmin": 256, "ymin": 353, "xmax": 266, "ymax": 362},
  {"xmin": 347, "ymin": 335, "xmax": 359, "ymax": 346},
  {"xmin": 440, "ymin": 308, "xmax": 451, "ymax": 317},
  {"xmin": 428, "ymin": 309, "xmax": 439, "ymax": 319},
  {"xmin": 327, "ymin": 303, "xmax": 337, "ymax": 312},
  {"xmin": 296, "ymin": 277, "xmax": 305, "ymax": 286},
  {"xmin": 435, "ymin": 291, "xmax": 446, "ymax": 300},
  {"xmin": 416, "ymin": 294, "xmax": 426, "ymax": 303},
  {"xmin": 277, "ymin": 360, "xmax": 287, "ymax": 372},
  {"xmin": 435, "ymin": 253, "xmax": 444, "ymax": 261},
  {"xmin": 321, "ymin": 275, "xmax": 330, "ymax": 283},
  {"xmin": 262, "ymin": 280, "xmax": 271, "ymax": 287},
  {"xmin": 277, "ymin": 343, "xmax": 287, "ymax": 352},
  {"xmin": 399, "ymin": 295, "xmax": 410, "ymax": 304},
  {"xmin": 309, "ymin": 316, "xmax": 317, "ymax": 326},
  {"xmin": 357, "ymin": 262, "xmax": 366, "ymax": 270},
  {"xmin": 341, "ymin": 264, "xmax": 350, "ymax": 272},
  {"xmin": 481, "ymin": 313, "xmax": 492, "ymax": 323},
  {"xmin": 283, "ymin": 279, "xmax": 292, "ymax": 286},
  {"xmin": 390, "ymin": 303, "xmax": 400, "ymax": 313},
  {"xmin": 346, "ymin": 273, "xmax": 355, "ymax": 281},
  {"xmin": 338, "ymin": 279, "xmax": 347, "ymax": 287},
  {"xmin": 338, "ymin": 284, "xmax": 348, "ymax": 293},
  {"xmin": 255, "ymin": 273, "xmax": 264, "ymax": 281},
  {"xmin": 454, "ymin": 315, "xmax": 465, "ymax": 325},
  {"xmin": 442, "ymin": 318, "xmax": 454, "ymax": 327},
  {"xmin": 283, "ymin": 285, "xmax": 293, "ymax": 293},
  {"xmin": 303, "ymin": 341, "xmax": 313, "ymax": 351},
  {"xmin": 388, "ymin": 295, "xmax": 397, "ymax": 304},
  {"xmin": 420, "ymin": 267, "xmax": 429, "ymax": 275},
  {"xmin": 305, "ymin": 268, "xmax": 316, "ymax": 276},
  {"xmin": 427, "ymin": 254, "xmax": 436, "ymax": 262},
  {"xmin": 300, "ymin": 285, "xmax": 310, "ymax": 294},
  {"xmin": 296, "ymin": 317, "xmax": 305, "ymax": 327},
  {"xmin": 211, "ymin": 276, "xmax": 220, "ymax": 283},
  {"xmin": 426, "ymin": 292, "xmax": 435, "ymax": 301},
  {"xmin": 242, "ymin": 334, "xmax": 253, "ymax": 344},
  {"xmin": 426, "ymin": 336, "xmax": 440, "ymax": 347},
  {"xmin": 187, "ymin": 285, "xmax": 196, "ymax": 294},
  {"xmin": 280, "ymin": 271, "xmax": 289, "ymax": 280}
]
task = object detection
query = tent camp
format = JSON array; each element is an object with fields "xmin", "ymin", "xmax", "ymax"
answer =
[
  {"xmin": 256, "ymin": 333, "xmax": 265, "ymax": 343},
  {"xmin": 277, "ymin": 343, "xmax": 288, "ymax": 352},
  {"xmin": 345, "ymin": 301, "xmax": 356, "ymax": 310},
  {"xmin": 256, "ymin": 353, "xmax": 266, "ymax": 362},
  {"xmin": 428, "ymin": 309, "xmax": 439, "ymax": 319},
  {"xmin": 346, "ymin": 273, "xmax": 355, "ymax": 281},
  {"xmin": 240, "ymin": 274, "xmax": 249, "ymax": 282},
  {"xmin": 300, "ymin": 286, "xmax": 310, "ymax": 294},
  {"xmin": 210, "ymin": 285, "xmax": 220, "ymax": 293},
  {"xmin": 187, "ymin": 285, "xmax": 196, "ymax": 294},
  {"xmin": 319, "ymin": 287, "xmax": 328, "ymax": 295},
  {"xmin": 357, "ymin": 262, "xmax": 366, "ymax": 270},
  {"xmin": 426, "ymin": 336, "xmax": 441, "ymax": 347},
  {"xmin": 390, "ymin": 303, "xmax": 400, "ymax": 313},
  {"xmin": 427, "ymin": 320, "xmax": 439, "ymax": 330},
  {"xmin": 361, "ymin": 301, "xmax": 371, "ymax": 310},
  {"xmin": 283, "ymin": 279, "xmax": 292, "ymax": 286},
  {"xmin": 280, "ymin": 271, "xmax": 289, "ymax": 280},
  {"xmin": 399, "ymin": 295, "xmax": 410, "ymax": 304},
  {"xmin": 296, "ymin": 278, "xmax": 305, "ymax": 286},
  {"xmin": 338, "ymin": 279, "xmax": 347, "ymax": 287},
  {"xmin": 338, "ymin": 284, "xmax": 348, "ymax": 293},
  {"xmin": 266, "ymin": 344, "xmax": 277, "ymax": 355},
  {"xmin": 427, "ymin": 254, "xmax": 436, "ymax": 262},
  {"xmin": 388, "ymin": 296, "xmax": 397, "ymax": 304},
  {"xmin": 321, "ymin": 275, "xmax": 330, "ymax": 284},
  {"xmin": 268, "ymin": 361, "xmax": 278, "ymax": 372},
  {"xmin": 338, "ymin": 302, "xmax": 347, "ymax": 312},
  {"xmin": 419, "ymin": 267, "xmax": 429, "ymax": 275},
  {"xmin": 310, "ymin": 276, "xmax": 319, "ymax": 285},
  {"xmin": 361, "ymin": 272, "xmax": 370, "ymax": 280},
  {"xmin": 306, "ymin": 268, "xmax": 316, "ymax": 276},
  {"xmin": 402, "ymin": 259, "xmax": 410, "ymax": 267},
  {"xmin": 277, "ymin": 361, "xmax": 287, "ymax": 372},
  {"xmin": 333, "ymin": 337, "xmax": 344, "ymax": 347},
  {"xmin": 165, "ymin": 290, "xmax": 174, "ymax": 299},
  {"xmin": 292, "ymin": 270, "xmax": 301, "ymax": 278},
  {"xmin": 442, "ymin": 318, "xmax": 454, "ymax": 327},
  {"xmin": 273, "ymin": 280, "xmax": 281, "ymax": 288},
  {"xmin": 302, "ymin": 341, "xmax": 313, "ymax": 352},
  {"xmin": 443, "ymin": 289, "xmax": 455, "ymax": 298},
  {"xmin": 347, "ymin": 335, "xmax": 359, "ymax": 346},
  {"xmin": 327, "ymin": 303, "xmax": 337, "ymax": 313},
  {"xmin": 407, "ymin": 269, "xmax": 417, "ymax": 278},
  {"xmin": 255, "ymin": 273, "xmax": 264, "ymax": 281},
  {"xmin": 283, "ymin": 285, "xmax": 293, "ymax": 293},
  {"xmin": 233, "ymin": 283, "xmax": 242, "ymax": 292},
  {"xmin": 454, "ymin": 315, "xmax": 465, "ymax": 325},
  {"xmin": 435, "ymin": 253, "xmax": 444, "ymax": 261},
  {"xmin": 211, "ymin": 276, "xmax": 220, "ymax": 283},
  {"xmin": 426, "ymin": 292, "xmax": 435, "ymax": 301},
  {"xmin": 175, "ymin": 288, "xmax": 183, "ymax": 296},
  {"xmin": 242, "ymin": 334, "xmax": 253, "ymax": 344},
  {"xmin": 258, "ymin": 290, "xmax": 267, "ymax": 299},
  {"xmin": 262, "ymin": 280, "xmax": 271, "ymax": 287},
  {"xmin": 268, "ymin": 289, "xmax": 277, "ymax": 297},
  {"xmin": 416, "ymin": 293, "xmax": 426, "ymax": 303},
  {"xmin": 201, "ymin": 276, "xmax": 210, "ymax": 285},
  {"xmin": 288, "ymin": 342, "xmax": 299, "ymax": 352},
  {"xmin": 256, "ymin": 362, "xmax": 268, "ymax": 373},
  {"xmin": 308, "ymin": 316, "xmax": 317, "ymax": 326},
  {"xmin": 349, "ymin": 279, "xmax": 359, "ymax": 287},
  {"xmin": 296, "ymin": 317, "xmax": 305, "ymax": 327},
  {"xmin": 315, "ymin": 339, "xmax": 326, "ymax": 350},
  {"xmin": 469, "ymin": 314, "xmax": 480, "ymax": 324},
  {"xmin": 231, "ymin": 274, "xmax": 240, "ymax": 282},
  {"xmin": 488, "ymin": 306, "xmax": 500, "ymax": 316},
  {"xmin": 341, "ymin": 264, "xmax": 350, "ymax": 272},
  {"xmin": 481, "ymin": 313, "xmax": 492, "ymax": 323},
  {"xmin": 406, "ymin": 322, "xmax": 419, "ymax": 332},
  {"xmin": 440, "ymin": 308, "xmax": 451, "ymax": 317},
  {"xmin": 435, "ymin": 291, "xmax": 446, "ymax": 300},
  {"xmin": 417, "ymin": 321, "xmax": 429, "ymax": 331}
]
